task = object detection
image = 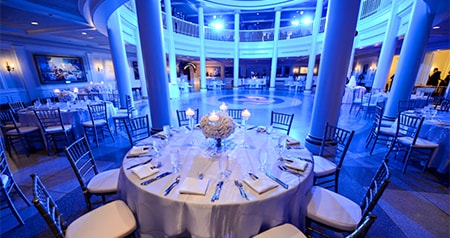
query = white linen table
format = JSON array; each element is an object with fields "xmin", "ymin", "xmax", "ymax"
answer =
[{"xmin": 118, "ymin": 127, "xmax": 314, "ymax": 238}]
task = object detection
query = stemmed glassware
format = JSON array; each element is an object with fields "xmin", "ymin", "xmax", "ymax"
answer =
[
  {"xmin": 241, "ymin": 109, "xmax": 251, "ymax": 148},
  {"xmin": 218, "ymin": 153, "xmax": 230, "ymax": 179},
  {"xmin": 186, "ymin": 107, "xmax": 195, "ymax": 146},
  {"xmin": 258, "ymin": 148, "xmax": 268, "ymax": 171},
  {"xmin": 170, "ymin": 149, "xmax": 181, "ymax": 173},
  {"xmin": 276, "ymin": 134, "xmax": 287, "ymax": 160}
]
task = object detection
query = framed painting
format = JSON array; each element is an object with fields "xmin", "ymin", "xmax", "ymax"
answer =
[{"xmin": 33, "ymin": 54, "xmax": 88, "ymax": 84}]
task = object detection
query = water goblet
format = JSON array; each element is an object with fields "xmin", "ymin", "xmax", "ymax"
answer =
[
  {"xmin": 258, "ymin": 149, "xmax": 268, "ymax": 171},
  {"xmin": 152, "ymin": 140, "xmax": 162, "ymax": 157},
  {"xmin": 170, "ymin": 149, "xmax": 181, "ymax": 173},
  {"xmin": 218, "ymin": 153, "xmax": 230, "ymax": 179},
  {"xmin": 163, "ymin": 125, "xmax": 171, "ymax": 141},
  {"xmin": 276, "ymin": 135, "xmax": 287, "ymax": 160}
]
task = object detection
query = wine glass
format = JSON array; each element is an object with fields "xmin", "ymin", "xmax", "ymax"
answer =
[
  {"xmin": 276, "ymin": 135, "xmax": 286, "ymax": 160},
  {"xmin": 152, "ymin": 140, "xmax": 162, "ymax": 157}
]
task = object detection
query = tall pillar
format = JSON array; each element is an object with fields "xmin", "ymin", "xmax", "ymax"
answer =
[
  {"xmin": 305, "ymin": 0, "xmax": 324, "ymax": 94},
  {"xmin": 107, "ymin": 10, "xmax": 134, "ymax": 109},
  {"xmin": 371, "ymin": 1, "xmax": 400, "ymax": 90},
  {"xmin": 233, "ymin": 10, "xmax": 240, "ymax": 89},
  {"xmin": 305, "ymin": 0, "xmax": 361, "ymax": 153},
  {"xmin": 135, "ymin": 0, "xmax": 171, "ymax": 131},
  {"xmin": 198, "ymin": 5, "xmax": 207, "ymax": 91},
  {"xmin": 384, "ymin": 0, "xmax": 434, "ymax": 119},
  {"xmin": 269, "ymin": 8, "xmax": 281, "ymax": 89},
  {"xmin": 134, "ymin": 23, "xmax": 148, "ymax": 98},
  {"xmin": 164, "ymin": 0, "xmax": 177, "ymax": 84}
]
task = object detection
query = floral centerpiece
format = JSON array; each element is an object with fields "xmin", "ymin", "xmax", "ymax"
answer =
[
  {"xmin": 58, "ymin": 90, "xmax": 76, "ymax": 102},
  {"xmin": 200, "ymin": 111, "xmax": 237, "ymax": 147}
]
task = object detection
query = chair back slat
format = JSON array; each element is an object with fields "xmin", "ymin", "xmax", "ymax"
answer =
[
  {"xmin": 31, "ymin": 173, "xmax": 66, "ymax": 238},
  {"xmin": 271, "ymin": 111, "xmax": 294, "ymax": 135},
  {"xmin": 320, "ymin": 123, "xmax": 355, "ymax": 169},
  {"xmin": 125, "ymin": 114, "xmax": 151, "ymax": 146},
  {"xmin": 88, "ymin": 102, "xmax": 108, "ymax": 121},
  {"xmin": 228, "ymin": 109, "xmax": 243, "ymax": 123},
  {"xmin": 360, "ymin": 161, "xmax": 390, "ymax": 218},
  {"xmin": 34, "ymin": 108, "xmax": 66, "ymax": 130},
  {"xmin": 176, "ymin": 109, "xmax": 199, "ymax": 127}
]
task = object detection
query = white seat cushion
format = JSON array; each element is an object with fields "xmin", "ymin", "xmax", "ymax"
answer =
[
  {"xmin": 253, "ymin": 223, "xmax": 306, "ymax": 238},
  {"xmin": 313, "ymin": 155, "xmax": 336, "ymax": 177},
  {"xmin": 45, "ymin": 125, "xmax": 72, "ymax": 133},
  {"xmin": 397, "ymin": 137, "xmax": 440, "ymax": 148},
  {"xmin": 5, "ymin": 126, "xmax": 39, "ymax": 135},
  {"xmin": 1, "ymin": 174, "xmax": 9, "ymax": 187},
  {"xmin": 377, "ymin": 127, "xmax": 396, "ymax": 137},
  {"xmin": 82, "ymin": 119, "xmax": 107, "ymax": 127},
  {"xmin": 65, "ymin": 200, "xmax": 136, "ymax": 238},
  {"xmin": 87, "ymin": 168, "xmax": 120, "ymax": 194},
  {"xmin": 306, "ymin": 186, "xmax": 361, "ymax": 231}
]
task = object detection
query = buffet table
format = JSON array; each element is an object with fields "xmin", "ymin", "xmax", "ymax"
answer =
[{"xmin": 118, "ymin": 127, "xmax": 314, "ymax": 238}]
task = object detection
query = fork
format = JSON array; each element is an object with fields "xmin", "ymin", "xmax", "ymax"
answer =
[{"xmin": 234, "ymin": 179, "xmax": 250, "ymax": 200}]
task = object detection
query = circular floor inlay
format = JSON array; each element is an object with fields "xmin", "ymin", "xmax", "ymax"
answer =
[{"xmin": 218, "ymin": 95, "xmax": 284, "ymax": 106}]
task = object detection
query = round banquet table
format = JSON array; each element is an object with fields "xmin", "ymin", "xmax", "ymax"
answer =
[{"xmin": 118, "ymin": 127, "xmax": 314, "ymax": 238}]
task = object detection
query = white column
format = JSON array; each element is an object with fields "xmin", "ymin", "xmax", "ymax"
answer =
[
  {"xmin": 305, "ymin": 0, "xmax": 323, "ymax": 94},
  {"xmin": 305, "ymin": 0, "xmax": 361, "ymax": 153},
  {"xmin": 269, "ymin": 8, "xmax": 281, "ymax": 89},
  {"xmin": 135, "ymin": 0, "xmax": 172, "ymax": 131},
  {"xmin": 198, "ymin": 5, "xmax": 207, "ymax": 91},
  {"xmin": 164, "ymin": 0, "xmax": 177, "ymax": 84},
  {"xmin": 107, "ymin": 10, "xmax": 134, "ymax": 109},
  {"xmin": 384, "ymin": 0, "xmax": 434, "ymax": 119},
  {"xmin": 371, "ymin": 1, "xmax": 400, "ymax": 90},
  {"xmin": 233, "ymin": 10, "xmax": 240, "ymax": 89}
]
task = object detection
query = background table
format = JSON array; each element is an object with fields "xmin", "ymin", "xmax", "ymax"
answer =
[{"xmin": 119, "ymin": 128, "xmax": 314, "ymax": 238}]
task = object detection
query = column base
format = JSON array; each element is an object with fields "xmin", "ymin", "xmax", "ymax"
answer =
[
  {"xmin": 200, "ymin": 88, "xmax": 208, "ymax": 93},
  {"xmin": 151, "ymin": 127, "xmax": 163, "ymax": 134},
  {"xmin": 303, "ymin": 89, "xmax": 313, "ymax": 95},
  {"xmin": 269, "ymin": 87, "xmax": 276, "ymax": 91}
]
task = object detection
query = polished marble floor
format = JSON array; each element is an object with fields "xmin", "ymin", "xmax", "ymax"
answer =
[{"xmin": 1, "ymin": 88, "xmax": 449, "ymax": 237}]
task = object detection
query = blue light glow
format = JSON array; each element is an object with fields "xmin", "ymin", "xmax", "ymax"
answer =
[
  {"xmin": 301, "ymin": 17, "xmax": 312, "ymax": 25},
  {"xmin": 291, "ymin": 20, "xmax": 299, "ymax": 26},
  {"xmin": 210, "ymin": 21, "xmax": 224, "ymax": 30}
]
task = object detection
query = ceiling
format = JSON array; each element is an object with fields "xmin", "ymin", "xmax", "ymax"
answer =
[{"xmin": 0, "ymin": 0, "xmax": 448, "ymax": 60}]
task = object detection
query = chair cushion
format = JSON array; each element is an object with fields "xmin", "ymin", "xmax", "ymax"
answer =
[
  {"xmin": 397, "ymin": 137, "xmax": 439, "ymax": 148},
  {"xmin": 253, "ymin": 223, "xmax": 306, "ymax": 238},
  {"xmin": 82, "ymin": 119, "xmax": 107, "ymax": 127},
  {"xmin": 87, "ymin": 168, "xmax": 120, "ymax": 194},
  {"xmin": 1, "ymin": 174, "xmax": 9, "ymax": 187},
  {"xmin": 306, "ymin": 186, "xmax": 361, "ymax": 231},
  {"xmin": 112, "ymin": 113, "xmax": 128, "ymax": 119},
  {"xmin": 313, "ymin": 155, "xmax": 337, "ymax": 177},
  {"xmin": 5, "ymin": 126, "xmax": 39, "ymax": 135},
  {"xmin": 377, "ymin": 127, "xmax": 396, "ymax": 137},
  {"xmin": 65, "ymin": 200, "xmax": 136, "ymax": 238},
  {"xmin": 45, "ymin": 125, "xmax": 72, "ymax": 133}
]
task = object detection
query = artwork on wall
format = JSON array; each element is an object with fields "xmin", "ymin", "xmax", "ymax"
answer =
[
  {"xmin": 33, "ymin": 54, "xmax": 87, "ymax": 84},
  {"xmin": 132, "ymin": 61, "xmax": 140, "ymax": 80}
]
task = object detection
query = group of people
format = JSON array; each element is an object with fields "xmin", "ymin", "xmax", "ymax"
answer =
[{"xmin": 427, "ymin": 68, "xmax": 449, "ymax": 87}]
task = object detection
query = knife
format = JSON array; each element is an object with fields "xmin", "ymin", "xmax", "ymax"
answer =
[
  {"xmin": 248, "ymin": 172, "xmax": 259, "ymax": 180},
  {"xmin": 211, "ymin": 181, "xmax": 224, "ymax": 202},
  {"xmin": 247, "ymin": 125, "xmax": 257, "ymax": 130},
  {"xmin": 141, "ymin": 171, "xmax": 173, "ymax": 185},
  {"xmin": 164, "ymin": 175, "xmax": 181, "ymax": 196},
  {"xmin": 234, "ymin": 180, "xmax": 250, "ymax": 200},
  {"xmin": 126, "ymin": 154, "xmax": 154, "ymax": 159},
  {"xmin": 126, "ymin": 158, "xmax": 153, "ymax": 170},
  {"xmin": 265, "ymin": 171, "xmax": 289, "ymax": 189}
]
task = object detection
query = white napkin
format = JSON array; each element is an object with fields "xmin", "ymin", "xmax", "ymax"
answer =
[
  {"xmin": 285, "ymin": 160, "xmax": 308, "ymax": 172},
  {"xmin": 243, "ymin": 178, "xmax": 278, "ymax": 194},
  {"xmin": 286, "ymin": 137, "xmax": 301, "ymax": 147},
  {"xmin": 179, "ymin": 177, "xmax": 210, "ymax": 195},
  {"xmin": 131, "ymin": 164, "xmax": 160, "ymax": 179},
  {"xmin": 128, "ymin": 146, "xmax": 152, "ymax": 156}
]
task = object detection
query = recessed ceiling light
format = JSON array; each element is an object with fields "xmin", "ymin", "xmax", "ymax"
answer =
[
  {"xmin": 433, "ymin": 26, "xmax": 440, "ymax": 29},
  {"xmin": 31, "ymin": 21, "xmax": 39, "ymax": 25},
  {"xmin": 256, "ymin": 12, "xmax": 259, "ymax": 15},
  {"xmin": 81, "ymin": 32, "xmax": 87, "ymax": 35}
]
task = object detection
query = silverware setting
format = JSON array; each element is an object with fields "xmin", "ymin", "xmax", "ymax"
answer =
[
  {"xmin": 234, "ymin": 179, "xmax": 250, "ymax": 200},
  {"xmin": 126, "ymin": 158, "xmax": 153, "ymax": 170},
  {"xmin": 126, "ymin": 154, "xmax": 154, "ymax": 159},
  {"xmin": 164, "ymin": 175, "xmax": 181, "ymax": 196},
  {"xmin": 248, "ymin": 171, "xmax": 259, "ymax": 180},
  {"xmin": 265, "ymin": 171, "xmax": 289, "ymax": 189},
  {"xmin": 277, "ymin": 165, "xmax": 303, "ymax": 177},
  {"xmin": 211, "ymin": 181, "xmax": 224, "ymax": 202},
  {"xmin": 141, "ymin": 171, "xmax": 172, "ymax": 185}
]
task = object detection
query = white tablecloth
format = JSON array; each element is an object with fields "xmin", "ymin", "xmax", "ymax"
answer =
[{"xmin": 119, "ymin": 128, "xmax": 314, "ymax": 238}]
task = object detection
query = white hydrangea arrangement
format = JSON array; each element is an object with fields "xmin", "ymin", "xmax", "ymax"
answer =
[
  {"xmin": 58, "ymin": 91, "xmax": 76, "ymax": 102},
  {"xmin": 200, "ymin": 112, "xmax": 237, "ymax": 139}
]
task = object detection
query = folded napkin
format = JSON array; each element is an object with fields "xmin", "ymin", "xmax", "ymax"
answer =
[
  {"xmin": 128, "ymin": 146, "xmax": 152, "ymax": 156},
  {"xmin": 243, "ymin": 178, "xmax": 278, "ymax": 194},
  {"xmin": 131, "ymin": 164, "xmax": 160, "ymax": 179},
  {"xmin": 285, "ymin": 159, "xmax": 308, "ymax": 172},
  {"xmin": 193, "ymin": 124, "xmax": 202, "ymax": 130},
  {"xmin": 178, "ymin": 177, "xmax": 210, "ymax": 195},
  {"xmin": 286, "ymin": 137, "xmax": 301, "ymax": 147}
]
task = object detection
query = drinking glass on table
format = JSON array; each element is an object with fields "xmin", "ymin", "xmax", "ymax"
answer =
[
  {"xmin": 170, "ymin": 149, "xmax": 181, "ymax": 173},
  {"xmin": 258, "ymin": 149, "xmax": 268, "ymax": 171},
  {"xmin": 163, "ymin": 125, "xmax": 171, "ymax": 141},
  {"xmin": 218, "ymin": 153, "xmax": 230, "ymax": 179},
  {"xmin": 152, "ymin": 140, "xmax": 162, "ymax": 157},
  {"xmin": 276, "ymin": 135, "xmax": 286, "ymax": 160}
]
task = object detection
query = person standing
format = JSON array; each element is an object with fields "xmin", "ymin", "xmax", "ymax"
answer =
[{"xmin": 427, "ymin": 68, "xmax": 441, "ymax": 86}]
